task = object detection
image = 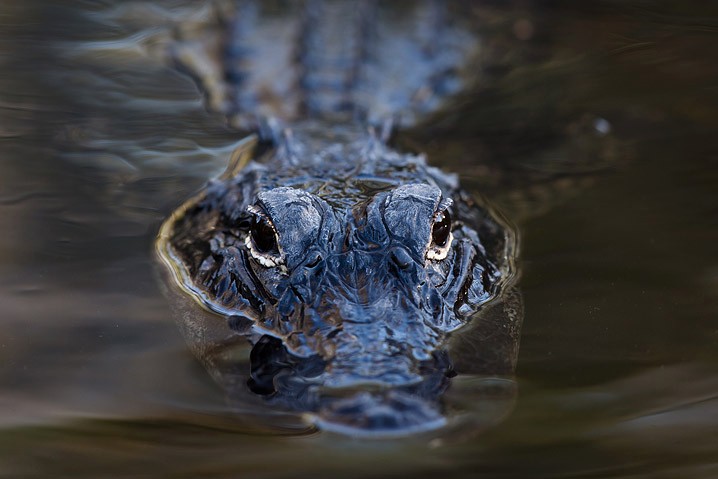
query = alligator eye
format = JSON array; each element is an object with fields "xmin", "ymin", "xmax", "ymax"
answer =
[
  {"xmin": 432, "ymin": 210, "xmax": 451, "ymax": 247},
  {"xmin": 250, "ymin": 215, "xmax": 279, "ymax": 255},
  {"xmin": 427, "ymin": 209, "xmax": 453, "ymax": 261},
  {"xmin": 246, "ymin": 214, "xmax": 284, "ymax": 268}
]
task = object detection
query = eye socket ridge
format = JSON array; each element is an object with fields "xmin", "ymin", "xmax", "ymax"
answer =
[
  {"xmin": 245, "ymin": 206, "xmax": 284, "ymax": 268},
  {"xmin": 427, "ymin": 206, "xmax": 453, "ymax": 261}
]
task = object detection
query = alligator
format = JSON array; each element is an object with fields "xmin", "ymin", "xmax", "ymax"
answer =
[{"xmin": 156, "ymin": 0, "xmax": 536, "ymax": 437}]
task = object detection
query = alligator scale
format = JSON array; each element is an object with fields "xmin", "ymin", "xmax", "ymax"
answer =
[{"xmin": 157, "ymin": 0, "xmax": 523, "ymax": 437}]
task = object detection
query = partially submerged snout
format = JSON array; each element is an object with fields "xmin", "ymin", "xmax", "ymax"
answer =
[
  {"xmin": 312, "ymin": 319, "xmax": 455, "ymax": 437},
  {"xmin": 244, "ymin": 331, "xmax": 454, "ymax": 437}
]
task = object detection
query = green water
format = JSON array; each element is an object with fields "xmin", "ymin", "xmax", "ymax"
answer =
[{"xmin": 0, "ymin": 1, "xmax": 716, "ymax": 477}]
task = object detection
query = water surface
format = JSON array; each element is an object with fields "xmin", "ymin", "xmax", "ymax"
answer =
[{"xmin": 1, "ymin": 1, "xmax": 717, "ymax": 477}]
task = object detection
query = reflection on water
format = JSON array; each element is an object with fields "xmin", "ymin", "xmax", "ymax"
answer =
[{"xmin": 0, "ymin": 1, "xmax": 717, "ymax": 477}]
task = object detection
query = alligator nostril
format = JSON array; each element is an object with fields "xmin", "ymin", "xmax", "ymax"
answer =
[
  {"xmin": 390, "ymin": 249, "xmax": 413, "ymax": 270},
  {"xmin": 305, "ymin": 253, "xmax": 323, "ymax": 268}
]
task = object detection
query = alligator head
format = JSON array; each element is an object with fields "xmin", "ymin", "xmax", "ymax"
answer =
[{"xmin": 157, "ymin": 129, "xmax": 519, "ymax": 436}]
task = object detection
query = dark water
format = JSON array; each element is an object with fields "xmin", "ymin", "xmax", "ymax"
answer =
[{"xmin": 1, "ymin": 1, "xmax": 717, "ymax": 477}]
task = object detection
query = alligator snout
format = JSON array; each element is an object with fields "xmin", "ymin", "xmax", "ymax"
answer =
[
  {"xmin": 246, "ymin": 332, "xmax": 454, "ymax": 437},
  {"xmin": 306, "ymin": 247, "xmax": 442, "ymax": 387}
]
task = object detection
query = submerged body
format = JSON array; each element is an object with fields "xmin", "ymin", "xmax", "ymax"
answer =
[{"xmin": 157, "ymin": 0, "xmax": 522, "ymax": 436}]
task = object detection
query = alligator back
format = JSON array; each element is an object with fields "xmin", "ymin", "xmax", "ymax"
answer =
[{"xmin": 172, "ymin": 0, "xmax": 479, "ymax": 130}]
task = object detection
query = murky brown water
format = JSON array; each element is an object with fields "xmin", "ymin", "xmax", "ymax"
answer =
[{"xmin": 1, "ymin": 1, "xmax": 716, "ymax": 477}]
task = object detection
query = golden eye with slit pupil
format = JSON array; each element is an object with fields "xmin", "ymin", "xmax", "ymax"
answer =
[
  {"xmin": 432, "ymin": 210, "xmax": 451, "ymax": 247},
  {"xmin": 250, "ymin": 215, "xmax": 279, "ymax": 255}
]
